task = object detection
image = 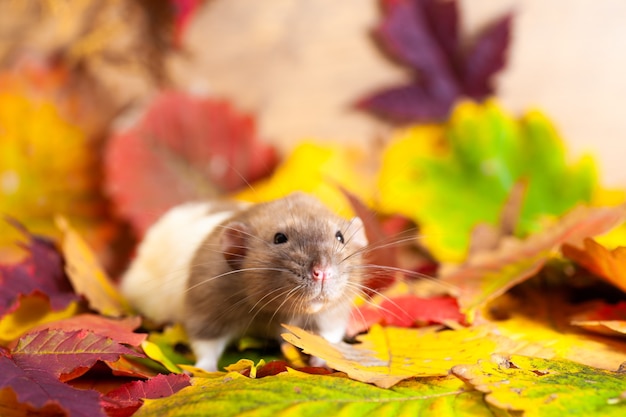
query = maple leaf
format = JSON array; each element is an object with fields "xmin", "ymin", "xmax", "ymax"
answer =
[
  {"xmin": 101, "ymin": 373, "xmax": 190, "ymax": 417},
  {"xmin": 453, "ymin": 354, "xmax": 626, "ymax": 416},
  {"xmin": 378, "ymin": 101, "xmax": 602, "ymax": 261},
  {"xmin": 105, "ymin": 91, "xmax": 279, "ymax": 236},
  {"xmin": 440, "ymin": 204, "xmax": 626, "ymax": 321},
  {"xmin": 282, "ymin": 324, "xmax": 518, "ymax": 388},
  {"xmin": 359, "ymin": 0, "xmax": 512, "ymax": 123},
  {"xmin": 134, "ymin": 369, "xmax": 491, "ymax": 416},
  {"xmin": 0, "ymin": 221, "xmax": 80, "ymax": 318}
]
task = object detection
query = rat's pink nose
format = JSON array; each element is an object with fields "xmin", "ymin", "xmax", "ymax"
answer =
[{"xmin": 311, "ymin": 265, "xmax": 332, "ymax": 282}]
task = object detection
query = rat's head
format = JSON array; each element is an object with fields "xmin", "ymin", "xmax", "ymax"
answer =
[{"xmin": 219, "ymin": 192, "xmax": 367, "ymax": 315}]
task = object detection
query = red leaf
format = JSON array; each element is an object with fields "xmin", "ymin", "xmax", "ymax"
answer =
[
  {"xmin": 340, "ymin": 188, "xmax": 398, "ymax": 292},
  {"xmin": 0, "ymin": 348, "xmax": 106, "ymax": 417},
  {"xmin": 349, "ymin": 295, "xmax": 464, "ymax": 335},
  {"xmin": 13, "ymin": 329, "xmax": 142, "ymax": 381},
  {"xmin": 101, "ymin": 373, "xmax": 190, "ymax": 417},
  {"xmin": 21, "ymin": 315, "xmax": 146, "ymax": 348},
  {"xmin": 105, "ymin": 91, "xmax": 278, "ymax": 236},
  {"xmin": 0, "ymin": 221, "xmax": 79, "ymax": 317}
]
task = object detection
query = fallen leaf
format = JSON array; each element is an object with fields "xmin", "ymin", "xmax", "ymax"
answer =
[
  {"xmin": 12, "ymin": 329, "xmax": 142, "ymax": 381},
  {"xmin": 21, "ymin": 314, "xmax": 146, "ymax": 348},
  {"xmin": 282, "ymin": 324, "xmax": 518, "ymax": 388},
  {"xmin": 0, "ymin": 347, "xmax": 106, "ymax": 417},
  {"xmin": 0, "ymin": 297, "xmax": 80, "ymax": 346},
  {"xmin": 236, "ymin": 142, "xmax": 374, "ymax": 217},
  {"xmin": 134, "ymin": 369, "xmax": 492, "ymax": 416},
  {"xmin": 359, "ymin": 0, "xmax": 512, "ymax": 123},
  {"xmin": 105, "ymin": 91, "xmax": 278, "ymax": 236},
  {"xmin": 55, "ymin": 216, "xmax": 132, "ymax": 317},
  {"xmin": 377, "ymin": 101, "xmax": 601, "ymax": 261},
  {"xmin": 0, "ymin": 91, "xmax": 110, "ymax": 251},
  {"xmin": 570, "ymin": 301, "xmax": 626, "ymax": 337},
  {"xmin": 141, "ymin": 341, "xmax": 184, "ymax": 374},
  {"xmin": 0, "ymin": 221, "xmax": 80, "ymax": 318},
  {"xmin": 349, "ymin": 295, "xmax": 465, "ymax": 335},
  {"xmin": 562, "ymin": 237, "xmax": 626, "ymax": 293},
  {"xmin": 440, "ymin": 204, "xmax": 626, "ymax": 321},
  {"xmin": 101, "ymin": 373, "xmax": 191, "ymax": 417},
  {"xmin": 453, "ymin": 354, "xmax": 626, "ymax": 416}
]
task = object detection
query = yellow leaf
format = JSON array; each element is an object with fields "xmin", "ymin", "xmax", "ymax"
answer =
[
  {"xmin": 236, "ymin": 142, "xmax": 373, "ymax": 217},
  {"xmin": 141, "ymin": 340, "xmax": 184, "ymax": 374},
  {"xmin": 55, "ymin": 216, "xmax": 131, "ymax": 317},
  {"xmin": 224, "ymin": 359, "xmax": 265, "ymax": 378},
  {"xmin": 0, "ymin": 296, "xmax": 80, "ymax": 345},
  {"xmin": 0, "ymin": 93, "xmax": 110, "ymax": 251},
  {"xmin": 282, "ymin": 324, "xmax": 519, "ymax": 388},
  {"xmin": 453, "ymin": 354, "xmax": 626, "ymax": 416}
]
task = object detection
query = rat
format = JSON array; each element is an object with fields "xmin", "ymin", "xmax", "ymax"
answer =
[{"xmin": 120, "ymin": 192, "xmax": 368, "ymax": 371}]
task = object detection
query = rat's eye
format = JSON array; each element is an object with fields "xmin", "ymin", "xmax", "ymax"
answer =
[
  {"xmin": 274, "ymin": 232, "xmax": 288, "ymax": 244},
  {"xmin": 335, "ymin": 231, "xmax": 345, "ymax": 244}
]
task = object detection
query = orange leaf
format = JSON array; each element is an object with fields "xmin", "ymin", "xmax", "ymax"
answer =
[{"xmin": 562, "ymin": 238, "xmax": 626, "ymax": 293}]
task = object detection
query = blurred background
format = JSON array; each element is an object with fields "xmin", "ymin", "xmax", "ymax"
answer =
[{"xmin": 0, "ymin": 0, "xmax": 624, "ymax": 266}]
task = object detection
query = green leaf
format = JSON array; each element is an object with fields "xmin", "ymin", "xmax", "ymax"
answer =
[
  {"xmin": 378, "ymin": 100, "xmax": 599, "ymax": 261},
  {"xmin": 453, "ymin": 355, "xmax": 626, "ymax": 416},
  {"xmin": 134, "ymin": 370, "xmax": 496, "ymax": 417}
]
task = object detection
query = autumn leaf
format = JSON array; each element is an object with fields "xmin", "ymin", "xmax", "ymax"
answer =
[
  {"xmin": 359, "ymin": 0, "xmax": 512, "ymax": 123},
  {"xmin": 349, "ymin": 295, "xmax": 464, "ymax": 335},
  {"xmin": 101, "ymin": 373, "xmax": 191, "ymax": 417},
  {"xmin": 570, "ymin": 301, "xmax": 626, "ymax": 337},
  {"xmin": 105, "ymin": 91, "xmax": 279, "ymax": 236},
  {"xmin": 440, "ymin": 204, "xmax": 626, "ymax": 321},
  {"xmin": 453, "ymin": 354, "xmax": 626, "ymax": 416},
  {"xmin": 0, "ymin": 328, "xmax": 144, "ymax": 416},
  {"xmin": 0, "ymin": 221, "xmax": 80, "ymax": 318},
  {"xmin": 0, "ymin": 91, "xmax": 110, "ymax": 255},
  {"xmin": 0, "ymin": 348, "xmax": 105, "ymax": 417},
  {"xmin": 134, "ymin": 369, "xmax": 493, "ymax": 417},
  {"xmin": 378, "ymin": 100, "xmax": 601, "ymax": 261},
  {"xmin": 20, "ymin": 314, "xmax": 146, "ymax": 348},
  {"xmin": 236, "ymin": 142, "xmax": 374, "ymax": 218},
  {"xmin": 56, "ymin": 216, "xmax": 131, "ymax": 317},
  {"xmin": 562, "ymin": 237, "xmax": 626, "ymax": 293},
  {"xmin": 282, "ymin": 324, "xmax": 518, "ymax": 388}
]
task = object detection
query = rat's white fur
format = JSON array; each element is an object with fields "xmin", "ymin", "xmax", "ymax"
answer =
[{"xmin": 120, "ymin": 202, "xmax": 237, "ymax": 324}]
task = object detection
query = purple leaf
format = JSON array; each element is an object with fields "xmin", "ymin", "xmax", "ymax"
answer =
[
  {"xmin": 358, "ymin": 82, "xmax": 455, "ymax": 123},
  {"xmin": 462, "ymin": 13, "xmax": 513, "ymax": 98}
]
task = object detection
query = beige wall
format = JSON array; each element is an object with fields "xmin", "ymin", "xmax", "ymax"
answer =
[{"xmin": 465, "ymin": 0, "xmax": 626, "ymax": 187}]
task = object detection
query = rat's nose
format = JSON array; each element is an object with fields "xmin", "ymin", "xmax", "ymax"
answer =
[{"xmin": 311, "ymin": 264, "xmax": 333, "ymax": 282}]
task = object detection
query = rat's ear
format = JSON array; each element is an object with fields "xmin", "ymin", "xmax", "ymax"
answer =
[
  {"xmin": 220, "ymin": 221, "xmax": 250, "ymax": 269},
  {"xmin": 345, "ymin": 217, "xmax": 367, "ymax": 248}
]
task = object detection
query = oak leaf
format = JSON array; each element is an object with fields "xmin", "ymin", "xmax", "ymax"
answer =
[{"xmin": 453, "ymin": 354, "xmax": 626, "ymax": 416}]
